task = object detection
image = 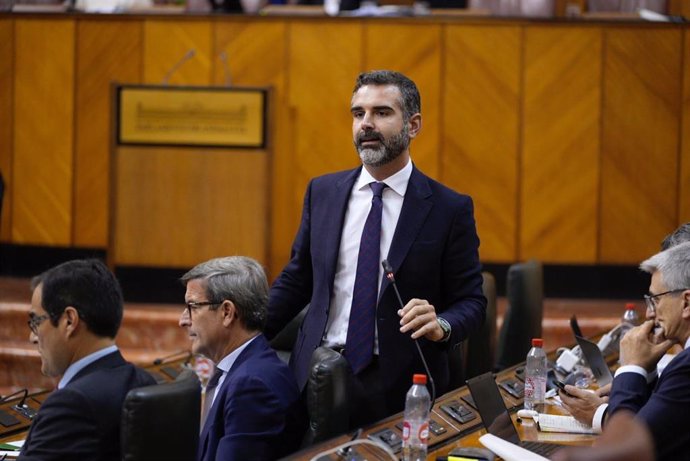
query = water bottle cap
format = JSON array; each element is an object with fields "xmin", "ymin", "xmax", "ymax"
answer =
[
  {"xmin": 531, "ymin": 338, "xmax": 543, "ymax": 347},
  {"xmin": 625, "ymin": 303, "xmax": 636, "ymax": 310},
  {"xmin": 412, "ymin": 374, "xmax": 427, "ymax": 385}
]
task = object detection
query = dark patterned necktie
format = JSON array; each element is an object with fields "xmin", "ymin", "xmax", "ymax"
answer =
[
  {"xmin": 345, "ymin": 181, "xmax": 387, "ymax": 374},
  {"xmin": 200, "ymin": 367, "xmax": 223, "ymax": 432}
]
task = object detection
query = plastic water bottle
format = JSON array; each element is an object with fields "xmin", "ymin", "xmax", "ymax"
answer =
[
  {"xmin": 524, "ymin": 338, "xmax": 547, "ymax": 413},
  {"xmin": 402, "ymin": 374, "xmax": 430, "ymax": 461},
  {"xmin": 620, "ymin": 303, "xmax": 640, "ymax": 336}
]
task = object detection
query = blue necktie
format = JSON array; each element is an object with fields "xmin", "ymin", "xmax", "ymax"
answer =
[
  {"xmin": 200, "ymin": 367, "xmax": 223, "ymax": 433},
  {"xmin": 346, "ymin": 182, "xmax": 387, "ymax": 374}
]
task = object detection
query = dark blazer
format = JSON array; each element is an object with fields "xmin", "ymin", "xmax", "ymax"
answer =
[
  {"xmin": 198, "ymin": 334, "xmax": 302, "ymax": 461},
  {"xmin": 267, "ymin": 165, "xmax": 486, "ymax": 404},
  {"xmin": 18, "ymin": 350, "xmax": 156, "ymax": 461},
  {"xmin": 608, "ymin": 347, "xmax": 690, "ymax": 461}
]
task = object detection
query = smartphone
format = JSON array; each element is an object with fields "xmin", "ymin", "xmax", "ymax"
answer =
[{"xmin": 553, "ymin": 379, "xmax": 573, "ymax": 397}]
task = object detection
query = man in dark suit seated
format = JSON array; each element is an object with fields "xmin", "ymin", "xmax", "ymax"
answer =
[
  {"xmin": 266, "ymin": 70, "xmax": 486, "ymax": 428},
  {"xmin": 18, "ymin": 259, "xmax": 156, "ymax": 461},
  {"xmin": 179, "ymin": 256, "xmax": 302, "ymax": 461}
]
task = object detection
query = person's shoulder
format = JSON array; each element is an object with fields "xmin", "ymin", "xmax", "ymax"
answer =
[
  {"xmin": 310, "ymin": 167, "xmax": 360, "ymax": 187},
  {"xmin": 412, "ymin": 167, "xmax": 473, "ymax": 205}
]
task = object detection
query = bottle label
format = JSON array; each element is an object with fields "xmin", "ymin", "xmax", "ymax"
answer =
[
  {"xmin": 402, "ymin": 421, "xmax": 411, "ymax": 442},
  {"xmin": 418, "ymin": 422, "xmax": 429, "ymax": 443}
]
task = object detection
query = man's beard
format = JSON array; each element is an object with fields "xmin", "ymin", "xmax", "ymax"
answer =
[{"xmin": 355, "ymin": 125, "xmax": 409, "ymax": 167}]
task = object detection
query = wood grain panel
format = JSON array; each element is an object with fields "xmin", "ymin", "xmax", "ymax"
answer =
[
  {"xmin": 0, "ymin": 20, "xmax": 13, "ymax": 242},
  {"xmin": 364, "ymin": 22, "xmax": 442, "ymax": 179},
  {"xmin": 521, "ymin": 27, "xmax": 601, "ymax": 263},
  {"xmin": 286, "ymin": 20, "xmax": 362, "ymax": 262},
  {"xmin": 600, "ymin": 28, "xmax": 681, "ymax": 263},
  {"xmin": 680, "ymin": 29, "xmax": 690, "ymax": 227},
  {"xmin": 13, "ymin": 19, "xmax": 74, "ymax": 245},
  {"xmin": 442, "ymin": 25, "xmax": 521, "ymax": 263},
  {"xmin": 143, "ymin": 20, "xmax": 212, "ymax": 85},
  {"xmin": 113, "ymin": 148, "xmax": 268, "ymax": 268},
  {"xmin": 74, "ymin": 20, "xmax": 142, "ymax": 248},
  {"xmin": 214, "ymin": 20, "xmax": 287, "ymax": 278}
]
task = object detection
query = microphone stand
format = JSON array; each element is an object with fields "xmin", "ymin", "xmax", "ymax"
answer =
[{"xmin": 381, "ymin": 259, "xmax": 436, "ymax": 412}]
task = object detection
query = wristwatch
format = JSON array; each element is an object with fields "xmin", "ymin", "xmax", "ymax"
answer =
[{"xmin": 437, "ymin": 317, "xmax": 451, "ymax": 342}]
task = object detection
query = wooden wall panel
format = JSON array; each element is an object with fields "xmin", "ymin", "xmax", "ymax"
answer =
[
  {"xmin": 364, "ymin": 22, "xmax": 442, "ymax": 178},
  {"xmin": 600, "ymin": 28, "xmax": 682, "ymax": 263},
  {"xmin": 214, "ymin": 20, "xmax": 288, "ymax": 277},
  {"xmin": 286, "ymin": 20, "xmax": 362, "ymax": 260},
  {"xmin": 113, "ymin": 148, "xmax": 268, "ymax": 267},
  {"xmin": 74, "ymin": 20, "xmax": 142, "ymax": 248},
  {"xmin": 681, "ymin": 29, "xmax": 690, "ymax": 227},
  {"xmin": 13, "ymin": 19, "xmax": 74, "ymax": 245},
  {"xmin": 143, "ymin": 20, "xmax": 212, "ymax": 85},
  {"xmin": 521, "ymin": 27, "xmax": 601, "ymax": 263},
  {"xmin": 442, "ymin": 25, "xmax": 521, "ymax": 262},
  {"xmin": 0, "ymin": 20, "xmax": 13, "ymax": 242}
]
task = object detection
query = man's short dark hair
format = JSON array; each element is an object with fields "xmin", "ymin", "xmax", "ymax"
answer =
[
  {"xmin": 661, "ymin": 223, "xmax": 690, "ymax": 250},
  {"xmin": 353, "ymin": 70, "xmax": 421, "ymax": 122},
  {"xmin": 31, "ymin": 259, "xmax": 123, "ymax": 338},
  {"xmin": 180, "ymin": 256, "xmax": 268, "ymax": 332}
]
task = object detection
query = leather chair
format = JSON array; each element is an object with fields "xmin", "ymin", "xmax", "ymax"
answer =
[
  {"xmin": 270, "ymin": 305, "xmax": 309, "ymax": 363},
  {"xmin": 495, "ymin": 260, "xmax": 544, "ymax": 370},
  {"xmin": 448, "ymin": 271, "xmax": 498, "ymax": 388},
  {"xmin": 121, "ymin": 369, "xmax": 201, "ymax": 461},
  {"xmin": 302, "ymin": 346, "xmax": 350, "ymax": 446}
]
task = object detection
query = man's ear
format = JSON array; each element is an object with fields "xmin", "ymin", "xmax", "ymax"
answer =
[
  {"xmin": 63, "ymin": 306, "xmax": 80, "ymax": 337},
  {"xmin": 221, "ymin": 300, "xmax": 237, "ymax": 327},
  {"xmin": 407, "ymin": 113, "xmax": 422, "ymax": 139}
]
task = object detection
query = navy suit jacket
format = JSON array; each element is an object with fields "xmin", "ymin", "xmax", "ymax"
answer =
[
  {"xmin": 18, "ymin": 350, "xmax": 156, "ymax": 461},
  {"xmin": 608, "ymin": 347, "xmax": 690, "ymax": 460},
  {"xmin": 267, "ymin": 165, "xmax": 486, "ymax": 403},
  {"xmin": 198, "ymin": 334, "xmax": 302, "ymax": 461}
]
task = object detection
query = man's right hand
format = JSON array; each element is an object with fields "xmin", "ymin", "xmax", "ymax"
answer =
[{"xmin": 559, "ymin": 385, "xmax": 609, "ymax": 425}]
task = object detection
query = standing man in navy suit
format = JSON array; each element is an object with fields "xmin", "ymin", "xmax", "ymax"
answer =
[
  {"xmin": 179, "ymin": 256, "xmax": 302, "ymax": 461},
  {"xmin": 266, "ymin": 70, "xmax": 486, "ymax": 427},
  {"xmin": 19, "ymin": 259, "xmax": 156, "ymax": 461}
]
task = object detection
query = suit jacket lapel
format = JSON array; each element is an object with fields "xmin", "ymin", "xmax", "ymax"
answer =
[
  {"xmin": 321, "ymin": 168, "xmax": 360, "ymax": 299},
  {"xmin": 380, "ymin": 167, "xmax": 432, "ymax": 297}
]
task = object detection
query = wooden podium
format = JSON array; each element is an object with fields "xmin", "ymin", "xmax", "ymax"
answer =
[{"xmin": 109, "ymin": 84, "xmax": 271, "ymax": 270}]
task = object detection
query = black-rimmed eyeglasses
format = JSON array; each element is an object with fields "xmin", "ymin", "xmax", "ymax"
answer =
[
  {"xmin": 28, "ymin": 312, "xmax": 49, "ymax": 335},
  {"xmin": 184, "ymin": 301, "xmax": 223, "ymax": 318},
  {"xmin": 644, "ymin": 288, "xmax": 688, "ymax": 315}
]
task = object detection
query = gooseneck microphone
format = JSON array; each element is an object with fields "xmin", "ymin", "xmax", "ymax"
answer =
[
  {"xmin": 162, "ymin": 49, "xmax": 196, "ymax": 85},
  {"xmin": 382, "ymin": 259, "xmax": 436, "ymax": 411},
  {"xmin": 153, "ymin": 350, "xmax": 193, "ymax": 366},
  {"xmin": 1, "ymin": 388, "xmax": 37, "ymax": 420}
]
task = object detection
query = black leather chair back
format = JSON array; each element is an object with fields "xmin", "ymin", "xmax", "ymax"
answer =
[
  {"xmin": 270, "ymin": 305, "xmax": 309, "ymax": 363},
  {"xmin": 121, "ymin": 369, "xmax": 201, "ymax": 461},
  {"xmin": 302, "ymin": 346, "xmax": 350, "ymax": 446},
  {"xmin": 495, "ymin": 260, "xmax": 544, "ymax": 370}
]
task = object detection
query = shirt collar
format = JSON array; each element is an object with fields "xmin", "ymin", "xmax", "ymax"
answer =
[
  {"xmin": 58, "ymin": 344, "xmax": 119, "ymax": 389},
  {"xmin": 355, "ymin": 158, "xmax": 413, "ymax": 197}
]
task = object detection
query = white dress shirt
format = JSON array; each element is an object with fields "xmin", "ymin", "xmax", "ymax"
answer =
[{"xmin": 322, "ymin": 159, "xmax": 413, "ymax": 351}]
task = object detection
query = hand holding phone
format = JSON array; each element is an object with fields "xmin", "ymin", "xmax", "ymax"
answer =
[{"xmin": 554, "ymin": 379, "xmax": 573, "ymax": 397}]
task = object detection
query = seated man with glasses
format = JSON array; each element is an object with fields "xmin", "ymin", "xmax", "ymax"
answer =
[
  {"xmin": 179, "ymin": 256, "xmax": 302, "ymax": 461},
  {"xmin": 563, "ymin": 241, "xmax": 690, "ymax": 461},
  {"xmin": 19, "ymin": 259, "xmax": 156, "ymax": 461}
]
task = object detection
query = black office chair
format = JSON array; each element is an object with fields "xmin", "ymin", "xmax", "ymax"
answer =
[
  {"xmin": 495, "ymin": 260, "xmax": 544, "ymax": 371},
  {"xmin": 270, "ymin": 305, "xmax": 309, "ymax": 363},
  {"xmin": 121, "ymin": 369, "xmax": 201, "ymax": 461},
  {"xmin": 302, "ymin": 346, "xmax": 350, "ymax": 446},
  {"xmin": 448, "ymin": 271, "xmax": 498, "ymax": 388}
]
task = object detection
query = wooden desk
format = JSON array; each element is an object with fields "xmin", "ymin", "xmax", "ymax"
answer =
[{"xmin": 287, "ymin": 345, "xmax": 617, "ymax": 461}]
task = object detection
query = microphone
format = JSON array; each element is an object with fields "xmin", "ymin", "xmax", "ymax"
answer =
[
  {"xmin": 162, "ymin": 49, "xmax": 196, "ymax": 85},
  {"xmin": 1, "ymin": 389, "xmax": 37, "ymax": 420},
  {"xmin": 153, "ymin": 350, "xmax": 193, "ymax": 366},
  {"xmin": 218, "ymin": 51, "xmax": 232, "ymax": 87},
  {"xmin": 382, "ymin": 259, "xmax": 436, "ymax": 411}
]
